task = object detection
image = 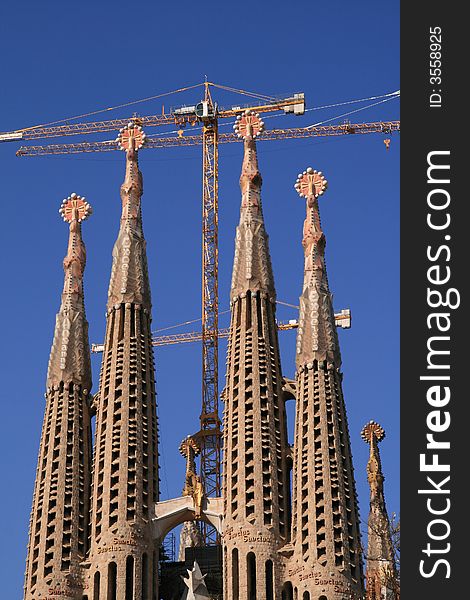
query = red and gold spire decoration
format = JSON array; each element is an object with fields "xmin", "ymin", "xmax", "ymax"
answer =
[
  {"xmin": 230, "ymin": 110, "xmax": 276, "ymax": 300},
  {"xmin": 294, "ymin": 167, "xmax": 341, "ymax": 368},
  {"xmin": 107, "ymin": 123, "xmax": 151, "ymax": 309},
  {"xmin": 361, "ymin": 421, "xmax": 398, "ymax": 599},
  {"xmin": 25, "ymin": 195, "xmax": 93, "ymax": 600},
  {"xmin": 47, "ymin": 193, "xmax": 92, "ymax": 390}
]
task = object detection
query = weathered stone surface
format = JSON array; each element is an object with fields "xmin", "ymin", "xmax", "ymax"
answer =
[
  {"xmin": 86, "ymin": 128, "xmax": 160, "ymax": 600},
  {"xmin": 287, "ymin": 170, "xmax": 364, "ymax": 599},
  {"xmin": 24, "ymin": 198, "xmax": 93, "ymax": 600},
  {"xmin": 222, "ymin": 121, "xmax": 290, "ymax": 600},
  {"xmin": 362, "ymin": 422, "xmax": 398, "ymax": 600}
]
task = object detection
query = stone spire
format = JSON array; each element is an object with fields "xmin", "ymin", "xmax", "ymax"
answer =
[
  {"xmin": 87, "ymin": 125, "xmax": 160, "ymax": 600},
  {"xmin": 24, "ymin": 197, "xmax": 93, "ymax": 600},
  {"xmin": 230, "ymin": 110, "xmax": 275, "ymax": 300},
  {"xmin": 361, "ymin": 421, "xmax": 398, "ymax": 600},
  {"xmin": 295, "ymin": 168, "xmax": 341, "ymax": 369},
  {"xmin": 287, "ymin": 169, "xmax": 363, "ymax": 599},
  {"xmin": 222, "ymin": 113, "xmax": 290, "ymax": 600},
  {"xmin": 47, "ymin": 193, "xmax": 93, "ymax": 391},
  {"xmin": 107, "ymin": 122, "xmax": 151, "ymax": 310}
]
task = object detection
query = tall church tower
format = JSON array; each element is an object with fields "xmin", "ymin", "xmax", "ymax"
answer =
[
  {"xmin": 287, "ymin": 168, "xmax": 363, "ymax": 599},
  {"xmin": 361, "ymin": 421, "xmax": 398, "ymax": 600},
  {"xmin": 86, "ymin": 124, "xmax": 159, "ymax": 600},
  {"xmin": 24, "ymin": 195, "xmax": 93, "ymax": 599},
  {"xmin": 222, "ymin": 111, "xmax": 290, "ymax": 600}
]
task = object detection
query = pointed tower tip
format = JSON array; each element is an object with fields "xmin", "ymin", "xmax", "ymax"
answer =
[
  {"xmin": 295, "ymin": 167, "xmax": 341, "ymax": 368},
  {"xmin": 230, "ymin": 110, "xmax": 275, "ymax": 299},
  {"xmin": 47, "ymin": 193, "xmax": 92, "ymax": 390},
  {"xmin": 107, "ymin": 122, "xmax": 152, "ymax": 308}
]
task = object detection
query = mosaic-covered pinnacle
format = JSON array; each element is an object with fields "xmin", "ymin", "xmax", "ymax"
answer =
[
  {"xmin": 362, "ymin": 419, "xmax": 397, "ymax": 597},
  {"xmin": 295, "ymin": 167, "xmax": 341, "ymax": 368},
  {"xmin": 230, "ymin": 113, "xmax": 275, "ymax": 300},
  {"xmin": 46, "ymin": 194, "xmax": 92, "ymax": 390},
  {"xmin": 107, "ymin": 124, "xmax": 152, "ymax": 309}
]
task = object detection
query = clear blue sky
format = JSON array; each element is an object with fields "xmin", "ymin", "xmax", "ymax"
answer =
[{"xmin": 0, "ymin": 1, "xmax": 399, "ymax": 595}]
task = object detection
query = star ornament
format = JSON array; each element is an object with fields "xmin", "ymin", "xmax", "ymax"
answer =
[
  {"xmin": 181, "ymin": 561, "xmax": 210, "ymax": 597},
  {"xmin": 294, "ymin": 167, "xmax": 328, "ymax": 199}
]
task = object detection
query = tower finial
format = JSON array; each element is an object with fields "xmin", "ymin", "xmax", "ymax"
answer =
[
  {"xmin": 362, "ymin": 420, "xmax": 386, "ymax": 493},
  {"xmin": 361, "ymin": 420, "xmax": 386, "ymax": 445},
  {"xmin": 25, "ymin": 197, "xmax": 93, "ymax": 599},
  {"xmin": 116, "ymin": 122, "xmax": 146, "ymax": 155},
  {"xmin": 47, "ymin": 194, "xmax": 92, "ymax": 392},
  {"xmin": 294, "ymin": 167, "xmax": 340, "ymax": 368},
  {"xmin": 233, "ymin": 109, "xmax": 265, "ymax": 140},
  {"xmin": 230, "ymin": 111, "xmax": 275, "ymax": 299},
  {"xmin": 361, "ymin": 421, "xmax": 398, "ymax": 599},
  {"xmin": 294, "ymin": 167, "xmax": 328, "ymax": 200},
  {"xmin": 107, "ymin": 123, "xmax": 151, "ymax": 308}
]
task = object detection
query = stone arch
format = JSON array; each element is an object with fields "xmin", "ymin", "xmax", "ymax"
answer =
[{"xmin": 153, "ymin": 496, "xmax": 223, "ymax": 543}]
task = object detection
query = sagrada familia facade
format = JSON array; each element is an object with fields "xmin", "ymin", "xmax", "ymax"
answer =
[{"xmin": 23, "ymin": 113, "xmax": 397, "ymax": 600}]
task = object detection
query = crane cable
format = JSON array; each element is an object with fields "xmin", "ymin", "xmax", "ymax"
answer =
[
  {"xmin": 14, "ymin": 82, "xmax": 206, "ymax": 133},
  {"xmin": 151, "ymin": 300, "xmax": 299, "ymax": 335},
  {"xmin": 143, "ymin": 90, "xmax": 400, "ymax": 139},
  {"xmin": 14, "ymin": 85, "xmax": 399, "ymax": 135}
]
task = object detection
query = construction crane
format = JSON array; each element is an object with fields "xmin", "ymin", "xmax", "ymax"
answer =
[
  {"xmin": 0, "ymin": 82, "xmax": 399, "ymax": 546},
  {"xmin": 90, "ymin": 310, "xmax": 352, "ymax": 354}
]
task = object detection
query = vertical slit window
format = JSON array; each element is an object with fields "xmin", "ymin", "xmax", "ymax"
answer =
[
  {"xmin": 247, "ymin": 552, "xmax": 256, "ymax": 600},
  {"xmin": 93, "ymin": 571, "xmax": 100, "ymax": 600},
  {"xmin": 125, "ymin": 555, "xmax": 134, "ymax": 600},
  {"xmin": 142, "ymin": 552, "xmax": 148, "ymax": 600},
  {"xmin": 232, "ymin": 548, "xmax": 239, "ymax": 600},
  {"xmin": 282, "ymin": 582, "xmax": 294, "ymax": 600},
  {"xmin": 107, "ymin": 562, "xmax": 117, "ymax": 600},
  {"xmin": 265, "ymin": 559, "xmax": 274, "ymax": 600}
]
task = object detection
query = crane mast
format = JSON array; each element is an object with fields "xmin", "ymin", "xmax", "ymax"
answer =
[{"xmin": 199, "ymin": 83, "xmax": 221, "ymax": 545}]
